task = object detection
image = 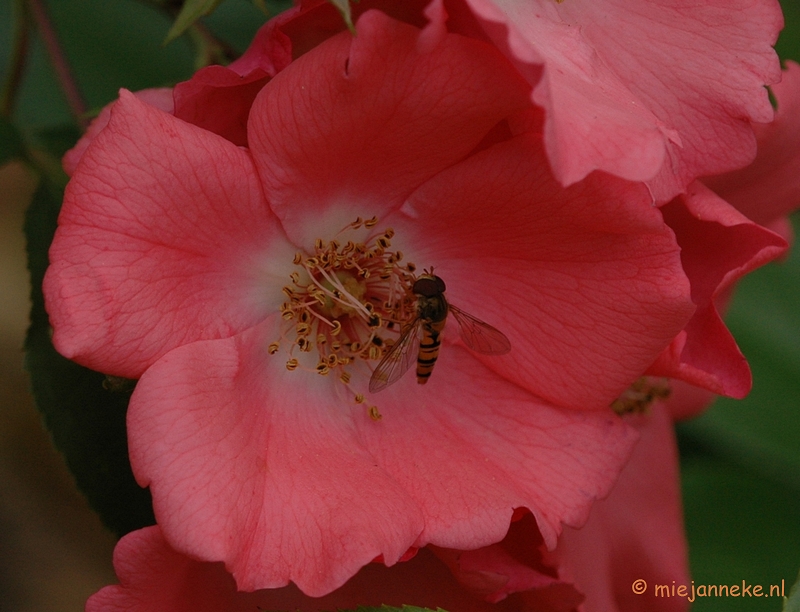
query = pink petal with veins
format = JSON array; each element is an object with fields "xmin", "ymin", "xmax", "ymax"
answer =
[
  {"xmin": 462, "ymin": 0, "xmax": 782, "ymax": 199},
  {"xmin": 393, "ymin": 133, "xmax": 694, "ymax": 409},
  {"xmin": 650, "ymin": 183, "xmax": 786, "ymax": 397},
  {"xmin": 704, "ymin": 61, "xmax": 800, "ymax": 228},
  {"xmin": 45, "ymin": 91, "xmax": 289, "ymax": 378},
  {"xmin": 85, "ymin": 526, "xmax": 509, "ymax": 612},
  {"xmin": 62, "ymin": 88, "xmax": 173, "ymax": 177},
  {"xmin": 128, "ymin": 315, "xmax": 637, "ymax": 594},
  {"xmin": 557, "ymin": 404, "xmax": 689, "ymax": 612},
  {"xmin": 247, "ymin": 10, "xmax": 532, "ymax": 245}
]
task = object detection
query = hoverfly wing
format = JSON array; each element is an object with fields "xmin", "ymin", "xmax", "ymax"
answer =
[
  {"xmin": 369, "ymin": 320, "xmax": 422, "ymax": 393},
  {"xmin": 449, "ymin": 305, "xmax": 511, "ymax": 355}
]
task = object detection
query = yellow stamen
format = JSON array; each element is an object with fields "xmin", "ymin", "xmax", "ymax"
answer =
[{"xmin": 269, "ymin": 217, "xmax": 420, "ymax": 410}]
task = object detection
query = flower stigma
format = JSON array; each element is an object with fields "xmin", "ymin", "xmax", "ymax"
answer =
[{"xmin": 272, "ymin": 217, "xmax": 420, "ymax": 418}]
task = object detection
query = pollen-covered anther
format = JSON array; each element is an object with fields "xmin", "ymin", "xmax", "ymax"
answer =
[
  {"xmin": 270, "ymin": 217, "xmax": 420, "ymax": 406},
  {"xmin": 296, "ymin": 322, "xmax": 311, "ymax": 335},
  {"xmin": 611, "ymin": 377, "xmax": 671, "ymax": 415}
]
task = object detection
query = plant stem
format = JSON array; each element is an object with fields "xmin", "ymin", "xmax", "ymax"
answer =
[
  {"xmin": 1, "ymin": 0, "xmax": 31, "ymax": 118},
  {"xmin": 27, "ymin": 0, "xmax": 88, "ymax": 128}
]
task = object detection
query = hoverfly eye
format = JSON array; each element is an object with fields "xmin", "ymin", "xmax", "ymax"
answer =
[{"xmin": 413, "ymin": 276, "xmax": 445, "ymax": 297}]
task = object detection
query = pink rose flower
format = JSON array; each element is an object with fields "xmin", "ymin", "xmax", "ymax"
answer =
[
  {"xmin": 647, "ymin": 184, "xmax": 786, "ymax": 398},
  {"xmin": 44, "ymin": 9, "xmax": 697, "ymax": 597},
  {"xmin": 170, "ymin": 9, "xmax": 294, "ymax": 147},
  {"xmin": 158, "ymin": 0, "xmax": 785, "ymax": 202},
  {"xmin": 87, "ymin": 522, "xmax": 584, "ymax": 612},
  {"xmin": 84, "ymin": 407, "xmax": 688, "ymax": 612},
  {"xmin": 704, "ymin": 61, "xmax": 800, "ymax": 237},
  {"xmin": 61, "ymin": 87, "xmax": 174, "ymax": 177},
  {"xmin": 646, "ymin": 61, "xmax": 800, "ymax": 407},
  {"xmin": 160, "ymin": 2, "xmax": 793, "ymax": 412},
  {"xmin": 457, "ymin": 0, "xmax": 784, "ymax": 200},
  {"xmin": 558, "ymin": 404, "xmax": 690, "ymax": 612}
]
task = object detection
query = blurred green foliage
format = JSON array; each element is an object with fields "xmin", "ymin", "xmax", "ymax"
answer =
[
  {"xmin": 677, "ymin": 212, "xmax": 800, "ymax": 612},
  {"xmin": 675, "ymin": 5, "xmax": 800, "ymax": 610},
  {"xmin": 165, "ymin": 0, "xmax": 228, "ymax": 43},
  {"xmin": 0, "ymin": 0, "xmax": 291, "ymax": 540},
  {"xmin": 785, "ymin": 570, "xmax": 800, "ymax": 611},
  {"xmin": 24, "ymin": 178, "xmax": 156, "ymax": 536}
]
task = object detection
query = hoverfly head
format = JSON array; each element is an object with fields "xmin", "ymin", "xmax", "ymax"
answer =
[{"xmin": 413, "ymin": 274, "xmax": 446, "ymax": 297}]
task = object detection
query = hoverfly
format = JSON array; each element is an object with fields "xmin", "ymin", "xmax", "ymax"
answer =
[{"xmin": 369, "ymin": 273, "xmax": 511, "ymax": 392}]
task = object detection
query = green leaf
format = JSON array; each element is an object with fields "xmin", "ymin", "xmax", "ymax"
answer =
[
  {"xmin": 785, "ymin": 570, "xmax": 800, "ymax": 612},
  {"xmin": 165, "ymin": 0, "xmax": 228, "ymax": 44},
  {"xmin": 328, "ymin": 0, "xmax": 356, "ymax": 34},
  {"xmin": 23, "ymin": 179, "xmax": 155, "ymax": 537},
  {"xmin": 0, "ymin": 115, "xmax": 26, "ymax": 164},
  {"xmin": 10, "ymin": 0, "xmax": 194, "ymax": 132}
]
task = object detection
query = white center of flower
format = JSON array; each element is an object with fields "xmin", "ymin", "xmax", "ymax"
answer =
[{"xmin": 270, "ymin": 217, "xmax": 419, "ymax": 418}]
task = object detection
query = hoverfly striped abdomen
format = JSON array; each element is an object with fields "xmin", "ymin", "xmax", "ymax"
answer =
[
  {"xmin": 413, "ymin": 275, "xmax": 448, "ymax": 384},
  {"xmin": 369, "ymin": 273, "xmax": 511, "ymax": 393}
]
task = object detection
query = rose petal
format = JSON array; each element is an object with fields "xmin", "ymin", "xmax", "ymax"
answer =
[
  {"xmin": 650, "ymin": 183, "xmax": 787, "ymax": 397},
  {"xmin": 433, "ymin": 514, "xmax": 584, "ymax": 608},
  {"xmin": 247, "ymin": 10, "xmax": 531, "ymax": 246},
  {"xmin": 359, "ymin": 344, "xmax": 639, "ymax": 552},
  {"xmin": 172, "ymin": 67, "xmax": 271, "ymax": 147},
  {"xmin": 463, "ymin": 0, "xmax": 782, "ymax": 200},
  {"xmin": 86, "ymin": 526, "xmax": 507, "ymax": 612},
  {"xmin": 704, "ymin": 61, "xmax": 800, "ymax": 227},
  {"xmin": 128, "ymin": 318, "xmax": 424, "ymax": 595},
  {"xmin": 129, "ymin": 316, "xmax": 637, "ymax": 594},
  {"xmin": 62, "ymin": 88, "xmax": 174, "ymax": 177},
  {"xmin": 170, "ymin": 4, "xmax": 303, "ymax": 147},
  {"xmin": 391, "ymin": 133, "xmax": 695, "ymax": 409},
  {"xmin": 557, "ymin": 403, "xmax": 689, "ymax": 612},
  {"xmin": 664, "ymin": 379, "xmax": 716, "ymax": 421},
  {"xmin": 45, "ymin": 90, "xmax": 291, "ymax": 378}
]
